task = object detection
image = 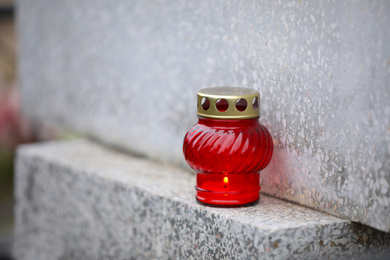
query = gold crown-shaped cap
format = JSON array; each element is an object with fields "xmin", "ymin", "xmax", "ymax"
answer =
[{"xmin": 197, "ymin": 87, "xmax": 260, "ymax": 119}]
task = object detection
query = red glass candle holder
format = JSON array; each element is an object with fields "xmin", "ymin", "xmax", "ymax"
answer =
[{"xmin": 183, "ymin": 87, "xmax": 273, "ymax": 206}]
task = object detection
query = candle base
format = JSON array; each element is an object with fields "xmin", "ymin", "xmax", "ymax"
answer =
[
  {"xmin": 195, "ymin": 172, "xmax": 260, "ymax": 206},
  {"xmin": 195, "ymin": 195, "xmax": 259, "ymax": 208}
]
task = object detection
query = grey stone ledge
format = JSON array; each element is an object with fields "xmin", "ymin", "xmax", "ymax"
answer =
[{"xmin": 14, "ymin": 139, "xmax": 390, "ymax": 260}]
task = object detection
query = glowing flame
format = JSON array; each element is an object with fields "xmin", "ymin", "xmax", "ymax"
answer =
[{"xmin": 223, "ymin": 176, "xmax": 229, "ymax": 184}]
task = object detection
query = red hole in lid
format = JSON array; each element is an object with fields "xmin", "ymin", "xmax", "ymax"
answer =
[
  {"xmin": 235, "ymin": 98, "xmax": 248, "ymax": 112},
  {"xmin": 201, "ymin": 97, "xmax": 210, "ymax": 111},
  {"xmin": 216, "ymin": 98, "xmax": 229, "ymax": 112},
  {"xmin": 252, "ymin": 97, "xmax": 259, "ymax": 110}
]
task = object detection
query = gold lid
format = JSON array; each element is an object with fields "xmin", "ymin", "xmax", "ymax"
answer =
[{"xmin": 197, "ymin": 87, "xmax": 260, "ymax": 119}]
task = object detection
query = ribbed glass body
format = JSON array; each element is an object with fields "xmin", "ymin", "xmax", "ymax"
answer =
[{"xmin": 183, "ymin": 117, "xmax": 273, "ymax": 206}]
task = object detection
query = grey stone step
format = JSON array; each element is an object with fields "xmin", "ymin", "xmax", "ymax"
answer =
[{"xmin": 14, "ymin": 140, "xmax": 390, "ymax": 260}]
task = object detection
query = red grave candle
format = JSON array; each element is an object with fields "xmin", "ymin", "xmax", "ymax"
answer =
[{"xmin": 183, "ymin": 87, "xmax": 273, "ymax": 206}]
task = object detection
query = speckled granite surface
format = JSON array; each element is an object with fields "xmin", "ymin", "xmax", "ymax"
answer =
[
  {"xmin": 13, "ymin": 140, "xmax": 390, "ymax": 259},
  {"xmin": 16, "ymin": 0, "xmax": 390, "ymax": 232}
]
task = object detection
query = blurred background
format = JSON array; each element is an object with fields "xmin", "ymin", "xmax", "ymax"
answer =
[
  {"xmin": 0, "ymin": 1, "xmax": 25, "ymax": 259},
  {"xmin": 0, "ymin": 0, "xmax": 18, "ymax": 258},
  {"xmin": 0, "ymin": 1, "xmax": 61, "ymax": 258}
]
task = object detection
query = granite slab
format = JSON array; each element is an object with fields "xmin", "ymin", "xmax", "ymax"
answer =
[{"xmin": 13, "ymin": 140, "xmax": 390, "ymax": 259}]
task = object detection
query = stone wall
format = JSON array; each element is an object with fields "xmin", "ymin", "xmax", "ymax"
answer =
[{"xmin": 17, "ymin": 0, "xmax": 390, "ymax": 231}]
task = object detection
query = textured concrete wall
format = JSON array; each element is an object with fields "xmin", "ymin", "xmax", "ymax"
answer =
[
  {"xmin": 13, "ymin": 140, "xmax": 390, "ymax": 259},
  {"xmin": 17, "ymin": 0, "xmax": 390, "ymax": 232}
]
